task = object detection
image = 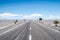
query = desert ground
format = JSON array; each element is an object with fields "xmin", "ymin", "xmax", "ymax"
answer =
[
  {"xmin": 0, "ymin": 19, "xmax": 60, "ymax": 29},
  {"xmin": 0, "ymin": 20, "xmax": 25, "ymax": 29}
]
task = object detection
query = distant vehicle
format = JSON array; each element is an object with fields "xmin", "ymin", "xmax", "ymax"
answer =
[
  {"xmin": 39, "ymin": 18, "xmax": 43, "ymax": 23},
  {"xmin": 39, "ymin": 18, "xmax": 42, "ymax": 21}
]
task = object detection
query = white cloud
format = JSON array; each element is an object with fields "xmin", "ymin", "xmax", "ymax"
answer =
[
  {"xmin": 0, "ymin": 13, "xmax": 60, "ymax": 20},
  {"xmin": 23, "ymin": 14, "xmax": 42, "ymax": 19},
  {"xmin": 49, "ymin": 14, "xmax": 60, "ymax": 19},
  {"xmin": 0, "ymin": 13, "xmax": 19, "ymax": 17},
  {"xmin": 0, "ymin": 13, "xmax": 42, "ymax": 19}
]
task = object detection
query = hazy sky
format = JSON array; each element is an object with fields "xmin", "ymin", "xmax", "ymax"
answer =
[{"xmin": 0, "ymin": 0, "xmax": 60, "ymax": 19}]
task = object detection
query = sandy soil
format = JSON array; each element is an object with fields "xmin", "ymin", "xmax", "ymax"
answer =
[{"xmin": 0, "ymin": 20, "xmax": 25, "ymax": 29}]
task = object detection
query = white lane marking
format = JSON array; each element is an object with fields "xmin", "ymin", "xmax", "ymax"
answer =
[
  {"xmin": 29, "ymin": 26, "xmax": 32, "ymax": 40},
  {"xmin": 38, "ymin": 23, "xmax": 60, "ymax": 33},
  {"xmin": 0, "ymin": 26, "xmax": 17, "ymax": 35},
  {"xmin": 30, "ymin": 27, "xmax": 31, "ymax": 30},
  {"xmin": 56, "ymin": 27, "xmax": 60, "ymax": 29},
  {"xmin": 0, "ymin": 23, "xmax": 25, "ymax": 35},
  {"xmin": 0, "ymin": 26, "xmax": 7, "ymax": 29},
  {"xmin": 41, "ymin": 24, "xmax": 60, "ymax": 33},
  {"xmin": 29, "ymin": 35, "xmax": 32, "ymax": 40}
]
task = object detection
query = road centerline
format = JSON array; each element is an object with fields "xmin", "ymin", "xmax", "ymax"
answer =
[
  {"xmin": 29, "ymin": 34, "xmax": 32, "ymax": 40},
  {"xmin": 29, "ymin": 26, "xmax": 32, "ymax": 40},
  {"xmin": 30, "ymin": 27, "xmax": 31, "ymax": 30}
]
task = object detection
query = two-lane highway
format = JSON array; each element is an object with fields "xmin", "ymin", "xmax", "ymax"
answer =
[{"xmin": 0, "ymin": 21, "xmax": 60, "ymax": 40}]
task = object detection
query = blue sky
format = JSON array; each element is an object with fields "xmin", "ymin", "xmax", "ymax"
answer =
[{"xmin": 0, "ymin": 0, "xmax": 60, "ymax": 20}]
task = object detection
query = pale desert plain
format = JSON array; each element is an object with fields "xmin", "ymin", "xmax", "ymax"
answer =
[
  {"xmin": 0, "ymin": 20, "xmax": 25, "ymax": 29},
  {"xmin": 0, "ymin": 19, "xmax": 60, "ymax": 29}
]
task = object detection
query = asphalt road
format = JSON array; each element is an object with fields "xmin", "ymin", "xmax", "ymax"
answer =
[
  {"xmin": 24, "ymin": 21, "xmax": 60, "ymax": 40},
  {"xmin": 0, "ymin": 21, "xmax": 60, "ymax": 40},
  {"xmin": 0, "ymin": 22, "xmax": 30, "ymax": 40}
]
